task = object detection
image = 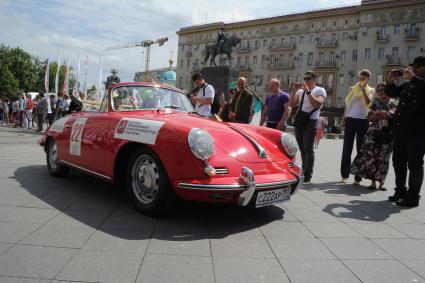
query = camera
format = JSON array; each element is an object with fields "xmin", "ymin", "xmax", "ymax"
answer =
[
  {"xmin": 393, "ymin": 69, "xmax": 403, "ymax": 77},
  {"xmin": 293, "ymin": 82, "xmax": 303, "ymax": 88}
]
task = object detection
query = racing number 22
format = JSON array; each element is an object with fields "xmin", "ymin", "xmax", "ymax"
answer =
[{"xmin": 70, "ymin": 123, "xmax": 84, "ymax": 143}]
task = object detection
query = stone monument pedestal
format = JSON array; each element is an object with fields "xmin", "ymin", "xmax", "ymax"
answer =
[{"xmin": 200, "ymin": 67, "xmax": 239, "ymax": 100}]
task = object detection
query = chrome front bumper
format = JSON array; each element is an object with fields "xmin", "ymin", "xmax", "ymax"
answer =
[{"xmin": 178, "ymin": 162, "xmax": 304, "ymax": 207}]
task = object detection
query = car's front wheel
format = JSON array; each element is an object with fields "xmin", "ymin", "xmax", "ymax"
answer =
[
  {"xmin": 46, "ymin": 138, "xmax": 70, "ymax": 177},
  {"xmin": 126, "ymin": 147, "xmax": 177, "ymax": 215}
]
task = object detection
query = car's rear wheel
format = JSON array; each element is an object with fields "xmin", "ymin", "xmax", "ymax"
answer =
[
  {"xmin": 46, "ymin": 138, "xmax": 70, "ymax": 177},
  {"xmin": 126, "ymin": 147, "xmax": 177, "ymax": 215}
]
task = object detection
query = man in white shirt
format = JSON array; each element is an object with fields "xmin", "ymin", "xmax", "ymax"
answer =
[
  {"xmin": 289, "ymin": 71, "xmax": 327, "ymax": 183},
  {"xmin": 190, "ymin": 72, "xmax": 214, "ymax": 118},
  {"xmin": 340, "ymin": 69, "xmax": 375, "ymax": 185}
]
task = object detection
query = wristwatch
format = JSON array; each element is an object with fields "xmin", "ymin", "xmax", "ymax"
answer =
[{"xmin": 306, "ymin": 91, "xmax": 311, "ymax": 95}]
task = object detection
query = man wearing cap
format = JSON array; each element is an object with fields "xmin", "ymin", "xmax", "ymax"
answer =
[
  {"xmin": 384, "ymin": 56, "xmax": 425, "ymax": 207},
  {"xmin": 191, "ymin": 72, "xmax": 215, "ymax": 118}
]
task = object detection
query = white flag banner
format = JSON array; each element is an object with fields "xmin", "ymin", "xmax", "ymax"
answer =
[
  {"xmin": 98, "ymin": 56, "xmax": 102, "ymax": 101},
  {"xmin": 54, "ymin": 56, "xmax": 61, "ymax": 94},
  {"xmin": 76, "ymin": 56, "xmax": 80, "ymax": 97},
  {"xmin": 63, "ymin": 58, "xmax": 71, "ymax": 95},
  {"xmin": 84, "ymin": 56, "xmax": 88, "ymax": 97},
  {"xmin": 44, "ymin": 57, "xmax": 51, "ymax": 93}
]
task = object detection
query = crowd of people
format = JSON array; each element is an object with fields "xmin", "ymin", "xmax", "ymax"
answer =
[
  {"xmin": 0, "ymin": 92, "xmax": 71, "ymax": 132},
  {"xmin": 1, "ymin": 56, "xmax": 424, "ymax": 208}
]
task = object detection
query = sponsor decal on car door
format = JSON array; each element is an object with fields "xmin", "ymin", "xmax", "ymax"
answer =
[
  {"xmin": 113, "ymin": 118, "xmax": 164, "ymax": 145},
  {"xmin": 70, "ymin": 117, "xmax": 87, "ymax": 156}
]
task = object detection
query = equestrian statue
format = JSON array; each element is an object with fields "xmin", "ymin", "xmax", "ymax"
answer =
[{"xmin": 204, "ymin": 27, "xmax": 241, "ymax": 67}]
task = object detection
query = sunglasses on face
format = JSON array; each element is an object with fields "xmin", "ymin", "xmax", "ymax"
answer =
[{"xmin": 303, "ymin": 77, "xmax": 312, "ymax": 81}]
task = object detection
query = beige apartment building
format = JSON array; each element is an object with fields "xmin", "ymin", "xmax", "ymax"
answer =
[{"xmin": 176, "ymin": 0, "xmax": 425, "ymax": 120}]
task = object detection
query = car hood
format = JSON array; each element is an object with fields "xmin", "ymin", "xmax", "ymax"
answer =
[{"xmin": 135, "ymin": 111, "xmax": 285, "ymax": 163}]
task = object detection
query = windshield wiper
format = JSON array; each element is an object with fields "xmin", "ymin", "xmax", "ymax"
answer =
[{"xmin": 157, "ymin": 105, "xmax": 180, "ymax": 113}]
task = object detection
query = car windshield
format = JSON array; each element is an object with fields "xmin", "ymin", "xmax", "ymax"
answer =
[{"xmin": 111, "ymin": 85, "xmax": 193, "ymax": 112}]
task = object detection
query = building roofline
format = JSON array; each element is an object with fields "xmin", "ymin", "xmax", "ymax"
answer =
[{"xmin": 176, "ymin": 0, "xmax": 422, "ymax": 35}]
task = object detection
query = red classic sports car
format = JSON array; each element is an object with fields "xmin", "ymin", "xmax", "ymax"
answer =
[{"xmin": 39, "ymin": 82, "xmax": 303, "ymax": 214}]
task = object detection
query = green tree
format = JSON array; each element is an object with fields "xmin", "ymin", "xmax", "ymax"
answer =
[{"xmin": 0, "ymin": 64, "xmax": 21, "ymax": 98}]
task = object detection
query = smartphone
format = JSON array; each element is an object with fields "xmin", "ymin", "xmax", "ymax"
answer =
[{"xmin": 393, "ymin": 69, "xmax": 403, "ymax": 77}]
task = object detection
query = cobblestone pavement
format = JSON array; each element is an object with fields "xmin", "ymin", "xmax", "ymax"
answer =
[{"xmin": 0, "ymin": 128, "xmax": 424, "ymax": 283}]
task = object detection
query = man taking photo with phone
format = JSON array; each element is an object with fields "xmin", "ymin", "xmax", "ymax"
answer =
[{"xmin": 384, "ymin": 56, "xmax": 425, "ymax": 207}]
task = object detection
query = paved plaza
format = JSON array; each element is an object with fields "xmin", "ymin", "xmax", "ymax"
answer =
[{"xmin": 0, "ymin": 127, "xmax": 424, "ymax": 283}]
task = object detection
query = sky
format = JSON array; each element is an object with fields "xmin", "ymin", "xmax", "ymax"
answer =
[{"xmin": 0, "ymin": 0, "xmax": 360, "ymax": 89}]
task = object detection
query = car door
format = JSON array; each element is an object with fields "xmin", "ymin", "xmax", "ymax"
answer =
[{"xmin": 60, "ymin": 99, "xmax": 110, "ymax": 176}]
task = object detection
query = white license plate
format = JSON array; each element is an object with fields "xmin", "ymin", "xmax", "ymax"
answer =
[{"xmin": 256, "ymin": 187, "xmax": 291, "ymax": 208}]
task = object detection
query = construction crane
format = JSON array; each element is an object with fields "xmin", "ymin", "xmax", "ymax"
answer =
[{"xmin": 106, "ymin": 37, "xmax": 168, "ymax": 82}]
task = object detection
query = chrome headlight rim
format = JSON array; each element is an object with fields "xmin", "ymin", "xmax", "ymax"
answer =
[
  {"xmin": 188, "ymin": 128, "xmax": 215, "ymax": 161},
  {"xmin": 281, "ymin": 132, "xmax": 298, "ymax": 157}
]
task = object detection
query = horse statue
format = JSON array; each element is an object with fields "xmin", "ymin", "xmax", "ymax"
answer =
[{"xmin": 204, "ymin": 35, "xmax": 241, "ymax": 67}]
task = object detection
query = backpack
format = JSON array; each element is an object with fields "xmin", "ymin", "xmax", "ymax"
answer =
[{"xmin": 202, "ymin": 84, "xmax": 221, "ymax": 115}]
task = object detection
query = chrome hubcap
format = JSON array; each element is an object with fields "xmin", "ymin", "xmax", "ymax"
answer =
[
  {"xmin": 131, "ymin": 155, "xmax": 160, "ymax": 205},
  {"xmin": 49, "ymin": 142, "xmax": 58, "ymax": 170}
]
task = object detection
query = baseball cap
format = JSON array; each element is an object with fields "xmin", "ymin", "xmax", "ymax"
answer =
[
  {"xmin": 409, "ymin": 56, "xmax": 425, "ymax": 67},
  {"xmin": 191, "ymin": 72, "xmax": 203, "ymax": 82}
]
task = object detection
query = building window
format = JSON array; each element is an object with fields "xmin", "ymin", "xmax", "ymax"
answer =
[
  {"xmin": 180, "ymin": 60, "xmax": 183, "ymax": 67},
  {"xmin": 299, "ymin": 36, "xmax": 305, "ymax": 44},
  {"xmin": 245, "ymin": 56, "xmax": 249, "ymax": 65},
  {"xmin": 263, "ymin": 39, "xmax": 267, "ymax": 47},
  {"xmin": 330, "ymin": 52, "xmax": 335, "ymax": 62},
  {"xmin": 187, "ymin": 59, "xmax": 190, "ymax": 67},
  {"xmin": 327, "ymin": 74, "xmax": 334, "ymax": 90},
  {"xmin": 394, "ymin": 25, "xmax": 400, "ymax": 34},
  {"xmin": 379, "ymin": 26, "xmax": 386, "ymax": 36},
  {"xmin": 345, "ymin": 19, "xmax": 348, "ymax": 25},
  {"xmin": 271, "ymin": 38, "xmax": 276, "ymax": 46},
  {"xmin": 392, "ymin": 47, "xmax": 399, "ymax": 58},
  {"xmin": 255, "ymin": 40, "xmax": 260, "ymax": 48},
  {"xmin": 378, "ymin": 47, "xmax": 385, "ymax": 60},
  {"xmin": 376, "ymin": 73, "xmax": 383, "ymax": 84},
  {"xmin": 342, "ymin": 32, "xmax": 349, "ymax": 40},
  {"xmin": 317, "ymin": 73, "xmax": 323, "ymax": 85},
  {"xmin": 311, "ymin": 23, "xmax": 314, "ymax": 28},
  {"xmin": 352, "ymin": 50, "xmax": 358, "ymax": 61},
  {"xmin": 290, "ymin": 37, "xmax": 296, "ymax": 44},
  {"xmin": 296, "ymin": 74, "xmax": 301, "ymax": 82},
  {"xmin": 407, "ymin": 46, "xmax": 415, "ymax": 59},
  {"xmin": 319, "ymin": 52, "xmax": 324, "ymax": 62},
  {"xmin": 309, "ymin": 35, "xmax": 315, "ymax": 43},
  {"xmin": 307, "ymin": 52, "xmax": 313, "ymax": 65},
  {"xmin": 333, "ymin": 20, "xmax": 337, "ymax": 26},
  {"xmin": 339, "ymin": 74, "xmax": 345, "ymax": 85},
  {"xmin": 257, "ymin": 29, "xmax": 259, "ymax": 34},
  {"xmin": 357, "ymin": 18, "xmax": 360, "ymax": 24},
  {"xmin": 298, "ymin": 52, "xmax": 304, "ymax": 63},
  {"xmin": 237, "ymin": 57, "xmax": 241, "ymax": 66},
  {"xmin": 261, "ymin": 55, "xmax": 266, "ymax": 65},
  {"xmin": 341, "ymin": 50, "xmax": 346, "ymax": 61},
  {"xmin": 253, "ymin": 56, "xmax": 257, "ymax": 65},
  {"xmin": 322, "ymin": 22, "xmax": 325, "ymax": 27},
  {"xmin": 365, "ymin": 48, "xmax": 371, "ymax": 60},
  {"xmin": 331, "ymin": 33, "xmax": 337, "ymax": 41}
]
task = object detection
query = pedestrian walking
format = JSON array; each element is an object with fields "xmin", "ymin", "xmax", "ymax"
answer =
[
  {"xmin": 350, "ymin": 83, "xmax": 396, "ymax": 191},
  {"xmin": 36, "ymin": 93, "xmax": 47, "ymax": 132},
  {"xmin": 190, "ymin": 72, "xmax": 215, "ymax": 118},
  {"xmin": 228, "ymin": 77, "xmax": 254, "ymax": 124},
  {"xmin": 314, "ymin": 115, "xmax": 326, "ymax": 148},
  {"xmin": 384, "ymin": 56, "xmax": 425, "ymax": 207},
  {"xmin": 24, "ymin": 94, "xmax": 34, "ymax": 129},
  {"xmin": 260, "ymin": 78, "xmax": 291, "ymax": 131},
  {"xmin": 340, "ymin": 69, "xmax": 375, "ymax": 185},
  {"xmin": 289, "ymin": 71, "xmax": 327, "ymax": 183}
]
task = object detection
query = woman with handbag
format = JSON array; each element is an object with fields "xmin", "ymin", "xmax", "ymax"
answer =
[
  {"xmin": 350, "ymin": 83, "xmax": 396, "ymax": 191},
  {"xmin": 289, "ymin": 71, "xmax": 327, "ymax": 183}
]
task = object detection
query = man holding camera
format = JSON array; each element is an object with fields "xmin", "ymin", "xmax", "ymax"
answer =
[
  {"xmin": 384, "ymin": 56, "xmax": 425, "ymax": 207},
  {"xmin": 190, "ymin": 72, "xmax": 215, "ymax": 118}
]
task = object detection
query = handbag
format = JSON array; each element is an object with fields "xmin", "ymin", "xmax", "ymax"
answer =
[
  {"xmin": 373, "ymin": 127, "xmax": 393, "ymax": 144},
  {"xmin": 293, "ymin": 91, "xmax": 319, "ymax": 130}
]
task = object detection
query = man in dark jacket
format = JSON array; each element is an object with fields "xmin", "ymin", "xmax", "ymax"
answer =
[
  {"xmin": 228, "ymin": 77, "xmax": 254, "ymax": 124},
  {"xmin": 384, "ymin": 56, "xmax": 425, "ymax": 207}
]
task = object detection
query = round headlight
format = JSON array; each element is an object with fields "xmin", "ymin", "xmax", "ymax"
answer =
[
  {"xmin": 188, "ymin": 128, "xmax": 215, "ymax": 161},
  {"xmin": 281, "ymin": 132, "xmax": 298, "ymax": 157}
]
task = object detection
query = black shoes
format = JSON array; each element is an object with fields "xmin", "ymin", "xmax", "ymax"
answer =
[
  {"xmin": 388, "ymin": 189, "xmax": 406, "ymax": 202},
  {"xmin": 396, "ymin": 195, "xmax": 421, "ymax": 208}
]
